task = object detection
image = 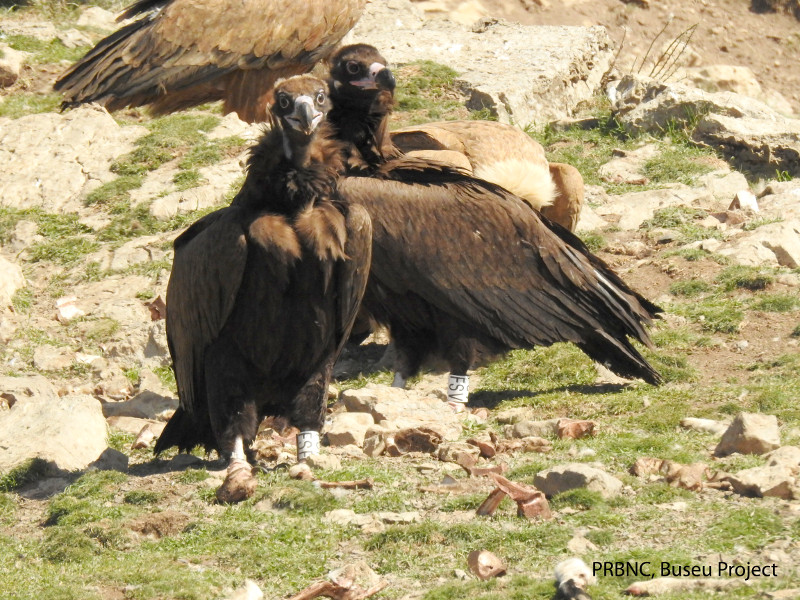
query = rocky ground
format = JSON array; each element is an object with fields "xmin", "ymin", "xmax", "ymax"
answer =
[{"xmin": 1, "ymin": 1, "xmax": 800, "ymax": 599}]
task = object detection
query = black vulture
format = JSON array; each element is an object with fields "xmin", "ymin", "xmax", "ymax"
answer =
[
  {"xmin": 327, "ymin": 44, "xmax": 662, "ymax": 409},
  {"xmin": 154, "ymin": 75, "xmax": 372, "ymax": 502},
  {"xmin": 54, "ymin": 0, "xmax": 366, "ymax": 122}
]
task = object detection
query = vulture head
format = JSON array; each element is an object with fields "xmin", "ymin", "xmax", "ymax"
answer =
[
  {"xmin": 270, "ymin": 75, "xmax": 333, "ymax": 157},
  {"xmin": 328, "ymin": 44, "xmax": 395, "ymax": 111}
]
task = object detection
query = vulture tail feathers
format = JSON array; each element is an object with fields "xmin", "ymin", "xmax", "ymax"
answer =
[
  {"xmin": 576, "ymin": 335, "xmax": 663, "ymax": 386},
  {"xmin": 153, "ymin": 405, "xmax": 216, "ymax": 455},
  {"xmin": 117, "ymin": 0, "xmax": 170, "ymax": 21}
]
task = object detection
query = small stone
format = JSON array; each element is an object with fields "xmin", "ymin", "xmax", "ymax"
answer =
[
  {"xmin": 89, "ymin": 448, "xmax": 129, "ymax": 472},
  {"xmin": 725, "ymin": 465, "xmax": 796, "ymax": 499},
  {"xmin": 567, "ymin": 531, "xmax": 598, "ymax": 554},
  {"xmin": 305, "ymin": 453, "xmax": 341, "ymax": 470},
  {"xmin": 504, "ymin": 419, "xmax": 560, "ymax": 439},
  {"xmin": 288, "ymin": 463, "xmax": 314, "ymax": 480},
  {"xmin": 729, "ymin": 190, "xmax": 759, "ymax": 212},
  {"xmin": 467, "ymin": 550, "xmax": 506, "ymax": 581},
  {"xmin": 534, "ymin": 463, "xmax": 623, "ymax": 499},
  {"xmin": 107, "ymin": 415, "xmax": 164, "ymax": 436},
  {"xmin": 326, "ymin": 412, "xmax": 375, "ymax": 447},
  {"xmin": 765, "ymin": 446, "xmax": 800, "ymax": 474},
  {"xmin": 714, "ymin": 412, "xmax": 781, "ymax": 456},
  {"xmin": 362, "ymin": 431, "xmax": 387, "ymax": 457},
  {"xmin": 437, "ymin": 442, "xmax": 481, "ymax": 464},
  {"xmin": 32, "ymin": 346, "xmax": 73, "ymax": 371}
]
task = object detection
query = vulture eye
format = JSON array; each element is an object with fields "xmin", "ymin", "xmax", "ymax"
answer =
[
  {"xmin": 345, "ymin": 61, "xmax": 360, "ymax": 75},
  {"xmin": 315, "ymin": 91, "xmax": 326, "ymax": 104},
  {"xmin": 277, "ymin": 94, "xmax": 290, "ymax": 110}
]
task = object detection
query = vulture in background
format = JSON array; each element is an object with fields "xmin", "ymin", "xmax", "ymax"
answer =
[
  {"xmin": 54, "ymin": 0, "xmax": 366, "ymax": 122},
  {"xmin": 154, "ymin": 75, "xmax": 371, "ymax": 502},
  {"xmin": 391, "ymin": 122, "xmax": 585, "ymax": 232},
  {"xmin": 328, "ymin": 44, "xmax": 662, "ymax": 409}
]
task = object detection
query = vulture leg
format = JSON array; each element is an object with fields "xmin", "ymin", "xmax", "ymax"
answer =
[
  {"xmin": 291, "ymin": 358, "xmax": 335, "ymax": 462},
  {"xmin": 205, "ymin": 342, "xmax": 259, "ymax": 503},
  {"xmin": 388, "ymin": 325, "xmax": 436, "ymax": 390}
]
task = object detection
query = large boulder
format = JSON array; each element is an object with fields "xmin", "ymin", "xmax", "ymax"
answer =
[
  {"xmin": 611, "ymin": 74, "xmax": 800, "ymax": 176},
  {"xmin": 715, "ymin": 413, "xmax": 781, "ymax": 457},
  {"xmin": 0, "ymin": 381, "xmax": 108, "ymax": 474},
  {"xmin": 0, "ymin": 105, "xmax": 146, "ymax": 212},
  {"xmin": 346, "ymin": 0, "xmax": 614, "ymax": 125}
]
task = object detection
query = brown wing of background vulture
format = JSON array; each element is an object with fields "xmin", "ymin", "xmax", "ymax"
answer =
[
  {"xmin": 391, "ymin": 121, "xmax": 585, "ymax": 232},
  {"xmin": 54, "ymin": 0, "xmax": 366, "ymax": 122},
  {"xmin": 154, "ymin": 76, "xmax": 371, "ymax": 502}
]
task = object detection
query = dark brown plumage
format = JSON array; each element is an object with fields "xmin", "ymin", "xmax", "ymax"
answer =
[
  {"xmin": 154, "ymin": 75, "xmax": 371, "ymax": 500},
  {"xmin": 328, "ymin": 45, "xmax": 662, "ymax": 403},
  {"xmin": 54, "ymin": 0, "xmax": 366, "ymax": 122}
]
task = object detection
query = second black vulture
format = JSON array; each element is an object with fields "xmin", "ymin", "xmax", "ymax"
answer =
[
  {"xmin": 327, "ymin": 44, "xmax": 662, "ymax": 409},
  {"xmin": 154, "ymin": 75, "xmax": 372, "ymax": 501}
]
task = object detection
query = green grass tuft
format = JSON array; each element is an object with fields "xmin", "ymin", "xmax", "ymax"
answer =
[
  {"xmin": 716, "ymin": 265, "xmax": 775, "ymax": 292},
  {"xmin": 751, "ymin": 293, "xmax": 800, "ymax": 312},
  {"xmin": 669, "ymin": 279, "xmax": 711, "ymax": 297},
  {"xmin": 0, "ymin": 458, "xmax": 50, "ymax": 492}
]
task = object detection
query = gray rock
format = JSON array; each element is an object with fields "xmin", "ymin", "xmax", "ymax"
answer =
[
  {"xmin": 765, "ymin": 446, "xmax": 800, "ymax": 474},
  {"xmin": 102, "ymin": 390, "xmax": 178, "ymax": 421},
  {"xmin": 0, "ymin": 255, "xmax": 24, "ymax": 308},
  {"xmin": 0, "ymin": 44, "xmax": 29, "ymax": 87},
  {"xmin": 305, "ymin": 453, "xmax": 341, "ymax": 470},
  {"xmin": 696, "ymin": 170, "xmax": 751, "ymax": 211},
  {"xmin": 0, "ymin": 393, "xmax": 108, "ymax": 474},
  {"xmin": 726, "ymin": 465, "xmax": 796, "ymax": 499},
  {"xmin": 346, "ymin": 0, "xmax": 613, "ymax": 125},
  {"xmin": 714, "ymin": 413, "xmax": 781, "ymax": 457},
  {"xmin": 612, "ymin": 74, "xmax": 800, "ymax": 175},
  {"xmin": 76, "ymin": 6, "xmax": 118, "ymax": 31},
  {"xmin": 718, "ymin": 220, "xmax": 800, "ymax": 268},
  {"xmin": 595, "ymin": 186, "xmax": 709, "ymax": 231},
  {"xmin": 57, "ymin": 28, "xmax": 93, "ymax": 49},
  {"xmin": 437, "ymin": 441, "xmax": 481, "ymax": 463},
  {"xmin": 326, "ymin": 412, "xmax": 375, "ymax": 447},
  {"xmin": 0, "ymin": 375, "xmax": 58, "ymax": 408},
  {"xmin": 494, "ymin": 407, "xmax": 537, "ymax": 424},
  {"xmin": 534, "ymin": 463, "xmax": 623, "ymax": 499},
  {"xmin": 0, "ymin": 106, "xmax": 146, "ymax": 212},
  {"xmin": 504, "ymin": 419, "xmax": 560, "ymax": 439},
  {"xmin": 32, "ymin": 345, "xmax": 74, "ymax": 372},
  {"xmin": 149, "ymin": 158, "xmax": 244, "ymax": 220},
  {"xmin": 340, "ymin": 384, "xmax": 462, "ymax": 440},
  {"xmin": 597, "ymin": 144, "xmax": 660, "ymax": 185},
  {"xmin": 107, "ymin": 415, "xmax": 166, "ymax": 437}
]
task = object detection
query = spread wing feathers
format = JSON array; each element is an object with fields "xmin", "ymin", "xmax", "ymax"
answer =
[
  {"xmin": 391, "ymin": 121, "xmax": 555, "ymax": 211},
  {"xmin": 338, "ymin": 160, "xmax": 662, "ymax": 384},
  {"xmin": 334, "ymin": 205, "xmax": 373, "ymax": 355},
  {"xmin": 165, "ymin": 209, "xmax": 248, "ymax": 416},
  {"xmin": 56, "ymin": 0, "xmax": 365, "ymax": 117}
]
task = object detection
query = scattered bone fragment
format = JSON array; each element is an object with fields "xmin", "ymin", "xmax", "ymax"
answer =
[
  {"xmin": 554, "ymin": 558, "xmax": 595, "ymax": 600},
  {"xmin": 288, "ymin": 561, "xmax": 387, "ymax": 600},
  {"xmin": 630, "ymin": 457, "xmax": 708, "ymax": 490},
  {"xmin": 461, "ymin": 463, "xmax": 508, "ymax": 478},
  {"xmin": 467, "ymin": 550, "xmax": 506, "ymax": 580},
  {"xmin": 393, "ymin": 426, "xmax": 443, "ymax": 454},
  {"xmin": 624, "ymin": 577, "xmax": 747, "ymax": 596},
  {"xmin": 145, "ymin": 295, "xmax": 167, "ymax": 320},
  {"xmin": 131, "ymin": 423, "xmax": 158, "ymax": 449},
  {"xmin": 316, "ymin": 478, "xmax": 374, "ymax": 491},
  {"xmin": 225, "ymin": 579, "xmax": 264, "ymax": 600},
  {"xmin": 475, "ymin": 473, "xmax": 553, "ymax": 520},
  {"xmin": 215, "ymin": 462, "xmax": 258, "ymax": 504},
  {"xmin": 56, "ymin": 296, "xmax": 85, "ymax": 321},
  {"xmin": 679, "ymin": 417, "xmax": 728, "ymax": 435},
  {"xmin": 467, "ymin": 436, "xmax": 496, "ymax": 458}
]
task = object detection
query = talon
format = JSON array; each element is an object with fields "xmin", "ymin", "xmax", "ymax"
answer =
[
  {"xmin": 216, "ymin": 458, "xmax": 257, "ymax": 503},
  {"xmin": 447, "ymin": 400, "xmax": 468, "ymax": 414}
]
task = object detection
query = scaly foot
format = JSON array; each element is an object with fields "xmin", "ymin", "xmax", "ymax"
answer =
[{"xmin": 215, "ymin": 458, "xmax": 257, "ymax": 503}]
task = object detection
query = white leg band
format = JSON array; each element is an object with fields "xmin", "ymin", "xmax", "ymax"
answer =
[
  {"xmin": 447, "ymin": 374, "xmax": 469, "ymax": 404},
  {"xmin": 296, "ymin": 431, "xmax": 320, "ymax": 461},
  {"xmin": 231, "ymin": 435, "xmax": 246, "ymax": 461}
]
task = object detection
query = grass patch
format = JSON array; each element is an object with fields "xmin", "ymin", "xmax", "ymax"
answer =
[
  {"xmin": 578, "ymin": 231, "xmax": 607, "ymax": 252},
  {"xmin": 669, "ymin": 279, "xmax": 711, "ymax": 297},
  {"xmin": 123, "ymin": 491, "xmax": 161, "ymax": 505},
  {"xmin": 4, "ymin": 33, "xmax": 88, "ymax": 63},
  {"xmin": 642, "ymin": 144, "xmax": 715, "ymax": 185},
  {"xmin": 84, "ymin": 175, "xmax": 143, "ymax": 207},
  {"xmin": 640, "ymin": 206, "xmax": 720, "ymax": 243},
  {"xmin": 706, "ymin": 506, "xmax": 785, "ymax": 551},
  {"xmin": 716, "ymin": 265, "xmax": 775, "ymax": 292},
  {"xmin": 0, "ymin": 92, "xmax": 61, "ymax": 118},
  {"xmin": 11, "ymin": 286, "xmax": 33, "ymax": 314},
  {"xmin": 672, "ymin": 295, "xmax": 745, "ymax": 333},
  {"xmin": 0, "ymin": 457, "xmax": 50, "ymax": 492},
  {"xmin": 750, "ymin": 293, "xmax": 800, "ymax": 312}
]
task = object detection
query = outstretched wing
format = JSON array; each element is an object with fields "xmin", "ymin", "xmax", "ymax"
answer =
[
  {"xmin": 56, "ymin": 0, "xmax": 366, "ymax": 119},
  {"xmin": 338, "ymin": 159, "xmax": 662, "ymax": 384},
  {"xmin": 166, "ymin": 208, "xmax": 248, "ymax": 415}
]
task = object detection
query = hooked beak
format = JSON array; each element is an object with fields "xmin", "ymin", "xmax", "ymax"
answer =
[
  {"xmin": 285, "ymin": 95, "xmax": 323, "ymax": 135},
  {"xmin": 351, "ymin": 62, "xmax": 396, "ymax": 93}
]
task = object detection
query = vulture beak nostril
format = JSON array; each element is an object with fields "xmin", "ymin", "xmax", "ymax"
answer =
[
  {"xmin": 375, "ymin": 67, "xmax": 396, "ymax": 93},
  {"xmin": 290, "ymin": 96, "xmax": 322, "ymax": 134}
]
